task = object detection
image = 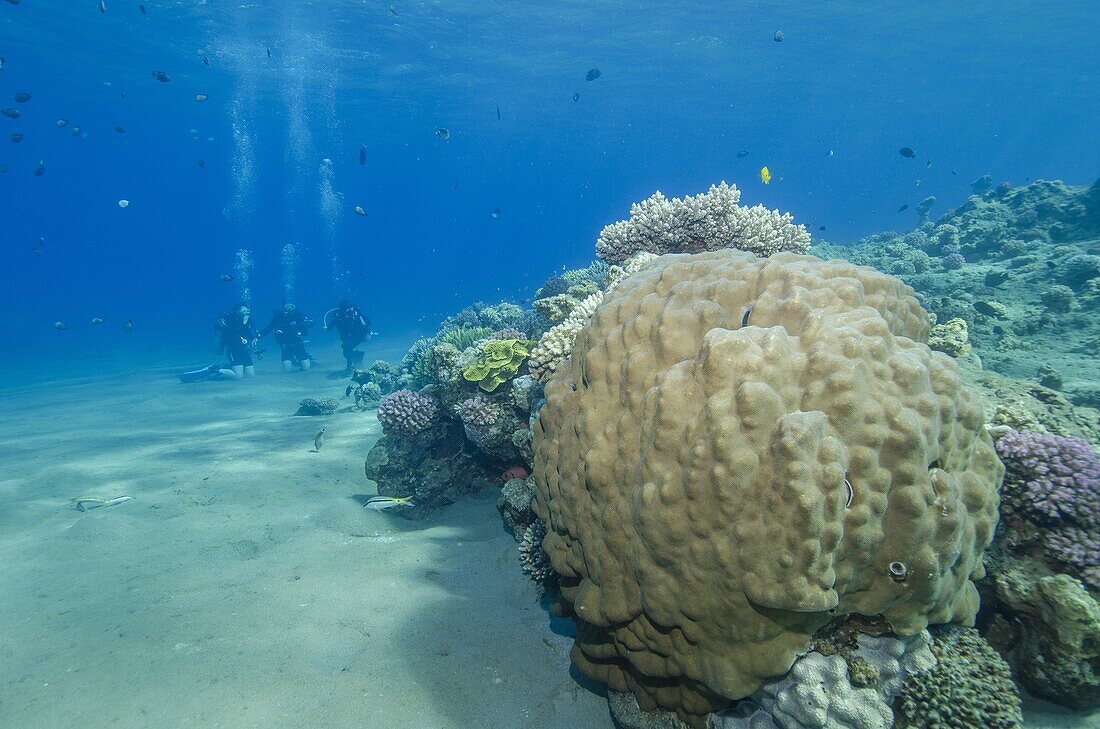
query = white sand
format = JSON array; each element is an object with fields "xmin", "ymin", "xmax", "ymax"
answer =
[
  {"xmin": 0, "ymin": 344, "xmax": 612, "ymax": 729},
  {"xmin": 0, "ymin": 344, "xmax": 1095, "ymax": 728}
]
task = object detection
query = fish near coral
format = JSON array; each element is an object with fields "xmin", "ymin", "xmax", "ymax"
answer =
[
  {"xmin": 759, "ymin": 166, "xmax": 771, "ymax": 184},
  {"xmin": 364, "ymin": 495, "xmax": 414, "ymax": 511}
]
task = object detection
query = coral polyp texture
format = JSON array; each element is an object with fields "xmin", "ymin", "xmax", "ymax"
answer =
[
  {"xmin": 994, "ymin": 429, "xmax": 1100, "ymax": 589},
  {"xmin": 532, "ymin": 250, "xmax": 1002, "ymax": 726},
  {"xmin": 376, "ymin": 389, "xmax": 440, "ymax": 437},
  {"xmin": 594, "ymin": 181, "xmax": 811, "ymax": 265}
]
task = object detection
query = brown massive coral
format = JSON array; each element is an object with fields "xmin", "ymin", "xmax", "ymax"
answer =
[{"xmin": 532, "ymin": 251, "xmax": 1002, "ymax": 726}]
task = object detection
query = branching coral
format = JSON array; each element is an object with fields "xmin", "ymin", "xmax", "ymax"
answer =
[
  {"xmin": 376, "ymin": 389, "xmax": 440, "ymax": 437},
  {"xmin": 595, "ymin": 181, "xmax": 810, "ymax": 264},
  {"xmin": 528, "ymin": 292, "xmax": 603, "ymax": 382},
  {"xmin": 994, "ymin": 429, "xmax": 1100, "ymax": 588}
]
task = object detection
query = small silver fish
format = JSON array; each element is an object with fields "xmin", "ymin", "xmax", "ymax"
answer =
[
  {"xmin": 56, "ymin": 118, "xmax": 69, "ymax": 127},
  {"xmin": 91, "ymin": 317, "xmax": 105, "ymax": 325},
  {"xmin": 314, "ymin": 427, "xmax": 326, "ymax": 451},
  {"xmin": 195, "ymin": 93, "xmax": 208, "ymax": 102},
  {"xmin": 364, "ymin": 496, "xmax": 414, "ymax": 511},
  {"xmin": 99, "ymin": 0, "xmax": 106, "ymax": 13},
  {"xmin": 435, "ymin": 127, "xmax": 450, "ymax": 140},
  {"xmin": 353, "ymin": 205, "xmax": 367, "ymax": 216},
  {"xmin": 54, "ymin": 321, "xmax": 68, "ymax": 331}
]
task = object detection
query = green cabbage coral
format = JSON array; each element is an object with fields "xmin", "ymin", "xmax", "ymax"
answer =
[{"xmin": 462, "ymin": 338, "xmax": 536, "ymax": 392}]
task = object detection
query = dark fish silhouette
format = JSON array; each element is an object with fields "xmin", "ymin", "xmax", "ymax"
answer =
[
  {"xmin": 818, "ymin": 226, "xmax": 826, "ymax": 231},
  {"xmin": 14, "ymin": 92, "xmax": 31, "ymax": 103},
  {"xmin": 71, "ymin": 126, "xmax": 81, "ymax": 136},
  {"xmin": 203, "ymin": 56, "xmax": 210, "ymax": 66},
  {"xmin": 266, "ymin": 48, "xmax": 272, "ymax": 58},
  {"xmin": 10, "ymin": 132, "xmax": 24, "ymax": 142},
  {"xmin": 99, "ymin": 0, "xmax": 105, "ymax": 13},
  {"xmin": 152, "ymin": 70, "xmax": 170, "ymax": 82},
  {"xmin": 33, "ymin": 160, "xmax": 45, "ymax": 176},
  {"xmin": 899, "ymin": 146, "xmax": 916, "ymax": 158},
  {"xmin": 496, "ymin": 105, "xmax": 500, "ymax": 120},
  {"xmin": 389, "ymin": 5, "xmax": 397, "ymax": 15},
  {"xmin": 773, "ymin": 30, "xmax": 784, "ymax": 42},
  {"xmin": 123, "ymin": 320, "xmax": 134, "ymax": 332},
  {"xmin": 435, "ymin": 127, "xmax": 450, "ymax": 140},
  {"xmin": 220, "ymin": 274, "xmax": 234, "ymax": 282},
  {"xmin": 736, "ymin": 150, "xmax": 749, "ymax": 158},
  {"xmin": 572, "ymin": 92, "xmax": 579, "ymax": 102},
  {"xmin": 197, "ymin": 159, "xmax": 205, "ymax": 167},
  {"xmin": 897, "ymin": 204, "xmax": 909, "ymax": 212},
  {"xmin": 359, "ymin": 145, "xmax": 366, "ymax": 165},
  {"xmin": 585, "ymin": 68, "xmax": 600, "ymax": 81},
  {"xmin": 1, "ymin": 108, "xmax": 19, "ymax": 119},
  {"xmin": 139, "ymin": 4, "xmax": 145, "ymax": 14},
  {"xmin": 0, "ymin": 163, "xmax": 6, "ymax": 173},
  {"xmin": 115, "ymin": 125, "xmax": 125, "ymax": 133}
]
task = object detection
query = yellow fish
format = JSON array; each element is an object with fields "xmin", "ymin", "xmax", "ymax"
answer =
[{"xmin": 760, "ymin": 166, "xmax": 771, "ymax": 184}]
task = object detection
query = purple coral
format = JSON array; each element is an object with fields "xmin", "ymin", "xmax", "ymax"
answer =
[
  {"xmin": 996, "ymin": 430, "xmax": 1100, "ymax": 523},
  {"xmin": 457, "ymin": 394, "xmax": 504, "ymax": 427},
  {"xmin": 996, "ymin": 430, "xmax": 1100, "ymax": 588},
  {"xmin": 377, "ymin": 389, "xmax": 440, "ymax": 437},
  {"xmin": 943, "ymin": 252, "xmax": 966, "ymax": 270}
]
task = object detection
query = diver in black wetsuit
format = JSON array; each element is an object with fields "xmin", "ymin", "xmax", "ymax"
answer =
[
  {"xmin": 259, "ymin": 302, "xmax": 314, "ymax": 372},
  {"xmin": 325, "ymin": 300, "xmax": 371, "ymax": 375},
  {"xmin": 215, "ymin": 303, "xmax": 258, "ymax": 379}
]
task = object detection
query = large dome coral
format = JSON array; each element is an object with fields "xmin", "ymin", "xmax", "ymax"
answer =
[{"xmin": 532, "ymin": 250, "xmax": 1003, "ymax": 726}]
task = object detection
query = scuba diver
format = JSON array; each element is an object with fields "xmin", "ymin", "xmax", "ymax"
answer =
[
  {"xmin": 180, "ymin": 303, "xmax": 259, "ymax": 382},
  {"xmin": 324, "ymin": 300, "xmax": 372, "ymax": 375},
  {"xmin": 259, "ymin": 301, "xmax": 314, "ymax": 372}
]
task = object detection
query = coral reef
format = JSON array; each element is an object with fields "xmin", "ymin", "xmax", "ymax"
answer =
[
  {"xmin": 895, "ymin": 627, "xmax": 1021, "ymax": 728},
  {"xmin": 927, "ymin": 318, "xmax": 970, "ymax": 358},
  {"xmin": 294, "ymin": 396, "xmax": 340, "ymax": 416},
  {"xmin": 345, "ymin": 361, "xmax": 404, "ymax": 409},
  {"xmin": 376, "ymin": 389, "xmax": 440, "ymax": 437},
  {"xmin": 979, "ymin": 562, "xmax": 1100, "ymax": 710},
  {"xmin": 460, "ymin": 338, "xmax": 536, "ymax": 392},
  {"xmin": 455, "ymin": 393, "xmax": 524, "ymax": 460},
  {"xmin": 497, "ymin": 476, "xmax": 536, "ymax": 537},
  {"xmin": 518, "ymin": 519, "xmax": 554, "ymax": 589},
  {"xmin": 596, "ymin": 181, "xmax": 811, "ymax": 264},
  {"xmin": 363, "ymin": 419, "xmax": 503, "ymax": 519},
  {"xmin": 528, "ymin": 292, "xmax": 603, "ymax": 383},
  {"xmin": 993, "ymin": 429, "xmax": 1100, "ymax": 589},
  {"xmin": 533, "ymin": 250, "xmax": 1001, "ymax": 726},
  {"xmin": 813, "ymin": 179, "xmax": 1100, "ymax": 416}
]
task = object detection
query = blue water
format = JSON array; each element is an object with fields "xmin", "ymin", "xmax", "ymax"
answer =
[{"xmin": 1, "ymin": 1, "xmax": 1097, "ymax": 379}]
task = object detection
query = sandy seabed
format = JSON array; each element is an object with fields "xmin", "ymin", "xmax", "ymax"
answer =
[
  {"xmin": 0, "ymin": 342, "xmax": 1094, "ymax": 729},
  {"xmin": 0, "ymin": 342, "xmax": 611, "ymax": 729}
]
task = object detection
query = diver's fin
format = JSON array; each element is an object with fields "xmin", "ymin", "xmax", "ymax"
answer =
[{"xmin": 178, "ymin": 364, "xmax": 219, "ymax": 384}]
